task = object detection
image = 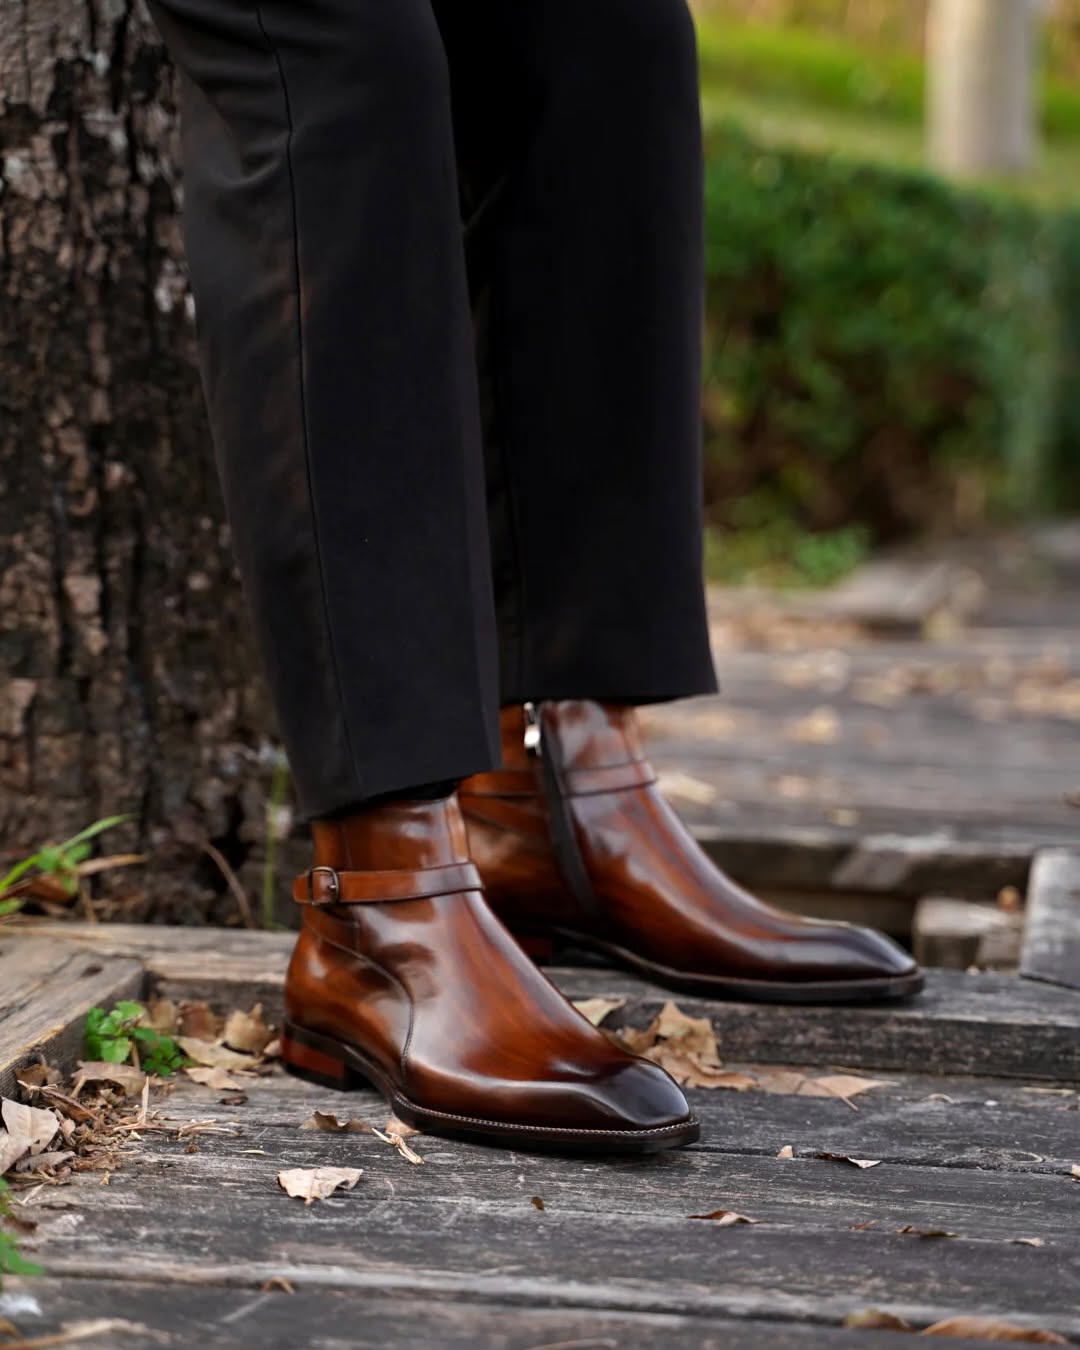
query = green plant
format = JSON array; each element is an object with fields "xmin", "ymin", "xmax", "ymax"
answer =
[
  {"xmin": 0, "ymin": 814, "xmax": 134, "ymax": 917},
  {"xmin": 694, "ymin": 13, "xmax": 1080, "ymax": 140},
  {"xmin": 0, "ymin": 1179, "xmax": 42, "ymax": 1284},
  {"xmin": 700, "ymin": 123, "xmax": 1063, "ymax": 543},
  {"xmin": 84, "ymin": 1001, "xmax": 187, "ymax": 1076},
  {"xmin": 705, "ymin": 520, "xmax": 868, "ymax": 588}
]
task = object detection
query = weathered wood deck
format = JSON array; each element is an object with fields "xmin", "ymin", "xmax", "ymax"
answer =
[
  {"xmin": 2, "ymin": 539, "xmax": 1078, "ymax": 1345},
  {"xmin": 2, "ymin": 923, "xmax": 1079, "ymax": 1348}
]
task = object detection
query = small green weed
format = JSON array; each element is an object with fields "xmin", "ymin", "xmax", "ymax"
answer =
[
  {"xmin": 0, "ymin": 1178, "xmax": 42, "ymax": 1284},
  {"xmin": 85, "ymin": 1001, "xmax": 187, "ymax": 1077},
  {"xmin": 0, "ymin": 815, "xmax": 134, "ymax": 917}
]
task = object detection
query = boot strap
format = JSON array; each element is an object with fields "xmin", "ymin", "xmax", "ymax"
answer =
[{"xmin": 292, "ymin": 862, "xmax": 482, "ymax": 906}]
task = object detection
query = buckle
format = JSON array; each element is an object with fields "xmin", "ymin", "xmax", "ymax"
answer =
[{"xmin": 306, "ymin": 865, "xmax": 341, "ymax": 905}]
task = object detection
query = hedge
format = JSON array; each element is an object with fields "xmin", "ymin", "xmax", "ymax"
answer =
[{"xmin": 701, "ymin": 124, "xmax": 1069, "ymax": 543}]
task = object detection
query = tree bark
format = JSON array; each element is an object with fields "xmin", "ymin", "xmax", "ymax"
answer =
[
  {"xmin": 927, "ymin": 0, "xmax": 1039, "ymax": 178},
  {"xmin": 0, "ymin": 1, "xmax": 301, "ymax": 924}
]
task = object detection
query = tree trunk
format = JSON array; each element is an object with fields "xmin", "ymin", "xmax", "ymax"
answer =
[
  {"xmin": 0, "ymin": 1, "xmax": 302, "ymax": 925},
  {"xmin": 927, "ymin": 0, "xmax": 1039, "ymax": 177}
]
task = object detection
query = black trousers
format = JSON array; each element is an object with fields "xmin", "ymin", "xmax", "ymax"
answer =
[{"xmin": 146, "ymin": 0, "xmax": 718, "ymax": 821}]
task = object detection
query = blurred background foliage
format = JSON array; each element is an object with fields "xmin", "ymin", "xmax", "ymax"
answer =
[{"xmin": 692, "ymin": 0, "xmax": 1080, "ymax": 585}]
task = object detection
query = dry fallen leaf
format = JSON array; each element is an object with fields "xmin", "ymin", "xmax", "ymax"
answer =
[
  {"xmin": 530, "ymin": 1195, "xmax": 545, "ymax": 1211},
  {"xmin": 73, "ymin": 1062, "xmax": 148, "ymax": 1096},
  {"xmin": 752, "ymin": 1069, "xmax": 891, "ymax": 1107},
  {"xmin": 658, "ymin": 1059, "xmax": 757, "ymax": 1091},
  {"xmin": 177, "ymin": 1037, "xmax": 260, "ymax": 1072},
  {"xmin": 185, "ymin": 1066, "xmax": 246, "ymax": 1091},
  {"xmin": 223, "ymin": 1004, "xmax": 274, "ymax": 1056},
  {"xmin": 277, "ymin": 1165, "xmax": 362, "ymax": 1204},
  {"xmin": 812, "ymin": 1074, "xmax": 892, "ymax": 1104},
  {"xmin": 379, "ymin": 1127, "xmax": 424, "ymax": 1166},
  {"xmin": 15, "ymin": 1148, "xmax": 73, "ymax": 1173},
  {"xmin": 572, "ymin": 997, "xmax": 626, "ymax": 1027},
  {"xmin": 920, "ymin": 1316, "xmax": 1066, "ymax": 1342},
  {"xmin": 815, "ymin": 1152, "xmax": 881, "ymax": 1169},
  {"xmin": 145, "ymin": 998, "xmax": 180, "ymax": 1034},
  {"xmin": 776, "ymin": 1144, "xmax": 794, "ymax": 1159},
  {"xmin": 384, "ymin": 1116, "xmax": 420, "ymax": 1139},
  {"xmin": 2, "ymin": 1098, "xmax": 60, "ymax": 1163},
  {"xmin": 177, "ymin": 1001, "xmax": 222, "ymax": 1040},
  {"xmin": 262, "ymin": 1276, "xmax": 296, "ymax": 1294},
  {"xmin": 1070, "ymin": 1165, "xmax": 1080, "ymax": 1182},
  {"xmin": 844, "ymin": 1309, "xmax": 912, "ymax": 1331},
  {"xmin": 300, "ymin": 1111, "xmax": 374, "ymax": 1135},
  {"xmin": 1012, "ymin": 1237, "xmax": 1046, "ymax": 1248},
  {"xmin": 896, "ymin": 1224, "xmax": 957, "ymax": 1239},
  {"xmin": 39, "ymin": 1087, "xmax": 96, "ymax": 1123},
  {"xmin": 618, "ymin": 1001, "xmax": 755, "ymax": 1089},
  {"xmin": 0, "ymin": 1317, "xmax": 156, "ymax": 1346},
  {"xmin": 0, "ymin": 1132, "xmax": 30, "ymax": 1176},
  {"xmin": 688, "ymin": 1209, "xmax": 762, "ymax": 1226},
  {"xmin": 15, "ymin": 1062, "xmax": 63, "ymax": 1092}
]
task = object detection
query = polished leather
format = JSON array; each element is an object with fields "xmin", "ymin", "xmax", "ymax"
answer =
[
  {"xmin": 460, "ymin": 702, "xmax": 923, "ymax": 999},
  {"xmin": 281, "ymin": 795, "xmax": 697, "ymax": 1150}
]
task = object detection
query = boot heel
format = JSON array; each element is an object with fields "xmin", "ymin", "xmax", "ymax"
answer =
[{"xmin": 281, "ymin": 1019, "xmax": 369, "ymax": 1092}]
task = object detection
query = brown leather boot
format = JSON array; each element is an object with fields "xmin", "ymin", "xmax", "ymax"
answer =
[
  {"xmin": 459, "ymin": 702, "xmax": 924, "ymax": 1004},
  {"xmin": 280, "ymin": 793, "xmax": 698, "ymax": 1153}
]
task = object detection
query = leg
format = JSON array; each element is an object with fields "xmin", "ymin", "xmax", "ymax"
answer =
[
  {"xmin": 147, "ymin": 0, "xmax": 697, "ymax": 1153},
  {"xmin": 450, "ymin": 3, "xmax": 922, "ymax": 1003},
  {"xmin": 435, "ymin": 0, "xmax": 717, "ymax": 701},
  {"xmin": 146, "ymin": 0, "xmax": 500, "ymax": 821}
]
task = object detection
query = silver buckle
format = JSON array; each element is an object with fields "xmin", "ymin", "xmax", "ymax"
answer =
[{"xmin": 306, "ymin": 865, "xmax": 341, "ymax": 905}]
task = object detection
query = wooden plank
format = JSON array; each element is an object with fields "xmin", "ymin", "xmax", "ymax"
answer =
[
  {"xmin": 816, "ymin": 560, "xmax": 984, "ymax": 634},
  {"xmin": 6, "ymin": 925, "xmax": 1080, "ymax": 1081},
  {"xmin": 1021, "ymin": 849, "xmax": 1080, "ymax": 991},
  {"xmin": 639, "ymin": 629, "xmax": 1080, "ymax": 879},
  {"xmin": 0, "ymin": 1279, "xmax": 999, "ymax": 1350},
  {"xmin": 0, "ymin": 936, "xmax": 144, "ymax": 1097},
  {"xmin": 21, "ymin": 1138, "xmax": 1080, "ymax": 1338},
  {"xmin": 583, "ymin": 968, "xmax": 1080, "ymax": 1083},
  {"xmin": 913, "ymin": 898, "xmax": 1023, "ymax": 970},
  {"xmin": 1, "ymin": 922, "xmax": 294, "ymax": 1015},
  {"xmin": 694, "ymin": 823, "xmax": 1033, "ymax": 901},
  {"xmin": 156, "ymin": 1071, "xmax": 1080, "ymax": 1176}
]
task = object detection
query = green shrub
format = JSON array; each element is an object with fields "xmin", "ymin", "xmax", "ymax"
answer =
[
  {"xmin": 702, "ymin": 124, "xmax": 1064, "ymax": 545},
  {"xmin": 1052, "ymin": 210, "xmax": 1080, "ymax": 506}
]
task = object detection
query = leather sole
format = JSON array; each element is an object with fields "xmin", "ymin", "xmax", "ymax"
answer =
[
  {"xmin": 516, "ymin": 928, "xmax": 926, "ymax": 1005},
  {"xmin": 280, "ymin": 1019, "xmax": 700, "ymax": 1155}
]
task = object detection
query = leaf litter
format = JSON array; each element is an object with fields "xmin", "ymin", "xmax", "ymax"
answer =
[
  {"xmin": 300, "ymin": 1111, "xmax": 424, "ymax": 1165},
  {"xmin": 846, "ymin": 1312, "xmax": 1065, "ymax": 1341},
  {"xmin": 277, "ymin": 1166, "xmax": 362, "ymax": 1205},
  {"xmin": 688, "ymin": 1209, "xmax": 763, "ymax": 1226},
  {"xmin": 608, "ymin": 1001, "xmax": 889, "ymax": 1103}
]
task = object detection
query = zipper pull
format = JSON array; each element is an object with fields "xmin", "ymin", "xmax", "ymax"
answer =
[{"xmin": 523, "ymin": 701, "xmax": 542, "ymax": 758}]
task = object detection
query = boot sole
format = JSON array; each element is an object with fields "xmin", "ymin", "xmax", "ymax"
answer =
[
  {"xmin": 280, "ymin": 1019, "xmax": 700, "ymax": 1155},
  {"xmin": 516, "ymin": 928, "xmax": 925, "ymax": 1005}
]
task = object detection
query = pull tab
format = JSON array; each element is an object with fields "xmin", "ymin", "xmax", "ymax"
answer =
[{"xmin": 523, "ymin": 701, "xmax": 542, "ymax": 758}]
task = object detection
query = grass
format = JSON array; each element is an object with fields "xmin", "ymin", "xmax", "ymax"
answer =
[
  {"xmin": 704, "ymin": 522, "xmax": 869, "ymax": 589},
  {"xmin": 695, "ymin": 17, "xmax": 1080, "ymax": 209}
]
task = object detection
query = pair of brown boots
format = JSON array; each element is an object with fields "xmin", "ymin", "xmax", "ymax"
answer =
[{"xmin": 281, "ymin": 700, "xmax": 920, "ymax": 1154}]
